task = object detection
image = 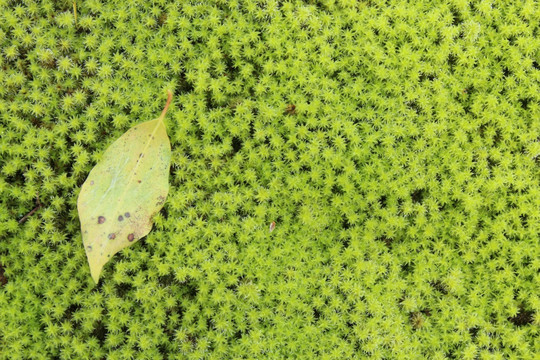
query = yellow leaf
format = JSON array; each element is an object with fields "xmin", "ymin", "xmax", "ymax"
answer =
[{"xmin": 77, "ymin": 90, "xmax": 173, "ymax": 284}]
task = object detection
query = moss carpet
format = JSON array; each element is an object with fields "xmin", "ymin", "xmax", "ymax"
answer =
[{"xmin": 0, "ymin": 0, "xmax": 538, "ymax": 359}]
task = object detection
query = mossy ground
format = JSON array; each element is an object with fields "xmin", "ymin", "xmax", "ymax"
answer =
[{"xmin": 0, "ymin": 0, "xmax": 539, "ymax": 359}]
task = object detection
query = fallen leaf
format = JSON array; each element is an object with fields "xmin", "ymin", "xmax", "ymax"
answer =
[{"xmin": 77, "ymin": 90, "xmax": 173, "ymax": 284}]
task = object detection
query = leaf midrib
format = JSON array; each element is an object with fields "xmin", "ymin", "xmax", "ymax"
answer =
[{"xmin": 108, "ymin": 118, "xmax": 166, "ymax": 231}]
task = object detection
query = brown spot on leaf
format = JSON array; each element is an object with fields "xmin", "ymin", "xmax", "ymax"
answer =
[
  {"xmin": 124, "ymin": 212, "xmax": 130, "ymax": 218},
  {"xmin": 128, "ymin": 233, "xmax": 134, "ymax": 242},
  {"xmin": 156, "ymin": 195, "xmax": 166, "ymax": 205},
  {"xmin": 138, "ymin": 180, "xmax": 142, "ymax": 183},
  {"xmin": 98, "ymin": 216, "xmax": 106, "ymax": 224},
  {"xmin": 86, "ymin": 245, "xmax": 92, "ymax": 251},
  {"xmin": 118, "ymin": 215, "xmax": 124, "ymax": 221},
  {"xmin": 108, "ymin": 233, "xmax": 116, "ymax": 240},
  {"xmin": 139, "ymin": 153, "xmax": 144, "ymax": 158}
]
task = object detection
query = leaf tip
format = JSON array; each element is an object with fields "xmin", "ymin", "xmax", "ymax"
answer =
[{"xmin": 90, "ymin": 266, "xmax": 101, "ymax": 284}]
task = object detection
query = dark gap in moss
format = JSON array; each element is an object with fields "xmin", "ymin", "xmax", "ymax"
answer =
[
  {"xmin": 223, "ymin": 53, "xmax": 238, "ymax": 81},
  {"xmin": 445, "ymin": 349, "xmax": 457, "ymax": 359},
  {"xmin": 248, "ymin": 120, "xmax": 255, "ymax": 139},
  {"xmin": 169, "ymin": 164, "xmax": 179, "ymax": 185},
  {"xmin": 176, "ymin": 73, "xmax": 194, "ymax": 94},
  {"xmin": 328, "ymin": 70, "xmax": 338, "ymax": 81},
  {"xmin": 411, "ymin": 189, "xmax": 425, "ymax": 204},
  {"xmin": 419, "ymin": 72, "xmax": 436, "ymax": 82},
  {"xmin": 365, "ymin": 311, "xmax": 373, "ymax": 319},
  {"xmin": 447, "ymin": 54, "xmax": 457, "ymax": 72},
  {"xmin": 0, "ymin": 264, "xmax": 7, "ymax": 286},
  {"xmin": 16, "ymin": 58, "xmax": 33, "ymax": 81},
  {"xmin": 309, "ymin": 0, "xmax": 331, "ymax": 9},
  {"xmin": 449, "ymin": 7, "xmax": 463, "ymax": 26},
  {"xmin": 478, "ymin": 123, "xmax": 487, "ymax": 138},
  {"xmin": 159, "ymin": 273, "xmax": 176, "ymax": 287},
  {"xmin": 63, "ymin": 303, "xmax": 81, "ymax": 323},
  {"xmin": 181, "ymin": 280, "xmax": 199, "ymax": 300},
  {"xmin": 252, "ymin": 62, "xmax": 263, "ymax": 80},
  {"xmin": 429, "ymin": 280, "xmax": 448, "ymax": 295},
  {"xmin": 487, "ymin": 156, "xmax": 497, "ymax": 171},
  {"xmin": 158, "ymin": 344, "xmax": 170, "ymax": 359},
  {"xmin": 116, "ymin": 282, "xmax": 133, "ymax": 297},
  {"xmin": 377, "ymin": 236, "xmax": 392, "ymax": 250},
  {"xmin": 518, "ymin": 98, "xmax": 531, "ymax": 110},
  {"xmin": 160, "ymin": 204, "xmax": 169, "ymax": 225},
  {"xmin": 407, "ymin": 100, "xmax": 421, "ymax": 115},
  {"xmin": 532, "ymin": 61, "xmax": 539, "ymax": 70},
  {"xmin": 313, "ymin": 308, "xmax": 321, "ymax": 320},
  {"xmin": 332, "ymin": 184, "xmax": 344, "ymax": 195},
  {"xmin": 193, "ymin": 126, "xmax": 204, "ymax": 141},
  {"xmin": 434, "ymin": 33, "xmax": 442, "ymax": 46},
  {"xmin": 231, "ymin": 136, "xmax": 243, "ymax": 155},
  {"xmin": 463, "ymin": 104, "xmax": 472, "ymax": 120},
  {"xmin": 341, "ymin": 218, "xmax": 350, "ymax": 230},
  {"xmin": 251, "ymin": 103, "xmax": 259, "ymax": 117},
  {"xmin": 185, "ymin": 332, "xmax": 198, "ymax": 348},
  {"xmin": 502, "ymin": 66, "xmax": 511, "ymax": 78},
  {"xmin": 493, "ymin": 129, "xmax": 502, "ymax": 146},
  {"xmin": 4, "ymin": 170, "xmax": 26, "ymax": 186},
  {"xmin": 519, "ymin": 214, "xmax": 528, "ymax": 228},
  {"xmin": 340, "ymin": 234, "xmax": 350, "ymax": 248},
  {"xmin": 235, "ymin": 206, "xmax": 250, "ymax": 219},
  {"xmin": 379, "ymin": 195, "xmax": 387, "ymax": 208},
  {"xmin": 470, "ymin": 163, "xmax": 477, "ymax": 177},
  {"xmin": 372, "ymin": 139, "xmax": 382, "ymax": 151},
  {"xmin": 400, "ymin": 262, "xmax": 413, "ymax": 274},
  {"xmin": 469, "ymin": 326, "xmax": 479, "ymax": 339},
  {"xmin": 508, "ymin": 304, "xmax": 534, "ymax": 326},
  {"xmin": 205, "ymin": 90, "xmax": 218, "ymax": 110},
  {"xmin": 91, "ymin": 321, "xmax": 107, "ymax": 347}
]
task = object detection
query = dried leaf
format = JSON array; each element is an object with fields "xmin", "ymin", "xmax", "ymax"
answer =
[{"xmin": 77, "ymin": 90, "xmax": 173, "ymax": 283}]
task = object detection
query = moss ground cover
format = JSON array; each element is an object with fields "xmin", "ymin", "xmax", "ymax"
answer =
[{"xmin": 0, "ymin": 0, "xmax": 538, "ymax": 359}]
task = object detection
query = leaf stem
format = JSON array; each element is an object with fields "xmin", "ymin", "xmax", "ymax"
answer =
[{"xmin": 159, "ymin": 90, "xmax": 173, "ymax": 121}]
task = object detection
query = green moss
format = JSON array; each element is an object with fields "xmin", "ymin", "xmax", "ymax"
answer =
[{"xmin": 1, "ymin": 0, "xmax": 539, "ymax": 359}]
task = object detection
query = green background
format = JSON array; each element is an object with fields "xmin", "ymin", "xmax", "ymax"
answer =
[{"xmin": 0, "ymin": 0, "xmax": 538, "ymax": 359}]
